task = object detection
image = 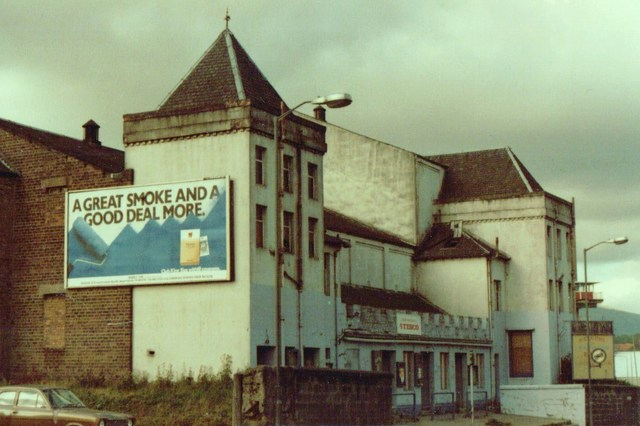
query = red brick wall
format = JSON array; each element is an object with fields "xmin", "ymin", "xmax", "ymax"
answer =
[
  {"xmin": 0, "ymin": 129, "xmax": 133, "ymax": 382},
  {"xmin": 0, "ymin": 176, "xmax": 17, "ymax": 380}
]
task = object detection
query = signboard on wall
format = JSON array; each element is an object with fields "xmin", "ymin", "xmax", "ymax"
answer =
[
  {"xmin": 65, "ymin": 178, "xmax": 231, "ymax": 288},
  {"xmin": 397, "ymin": 313, "xmax": 422, "ymax": 335},
  {"xmin": 571, "ymin": 321, "xmax": 615, "ymax": 380}
]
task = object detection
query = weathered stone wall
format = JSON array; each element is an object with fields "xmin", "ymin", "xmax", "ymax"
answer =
[
  {"xmin": 588, "ymin": 384, "xmax": 640, "ymax": 426},
  {"xmin": 234, "ymin": 366, "xmax": 393, "ymax": 425}
]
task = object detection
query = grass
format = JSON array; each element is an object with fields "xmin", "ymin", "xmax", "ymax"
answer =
[{"xmin": 52, "ymin": 357, "xmax": 233, "ymax": 426}]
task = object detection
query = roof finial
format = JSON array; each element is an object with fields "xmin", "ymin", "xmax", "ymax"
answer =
[{"xmin": 225, "ymin": 8, "xmax": 230, "ymax": 30}]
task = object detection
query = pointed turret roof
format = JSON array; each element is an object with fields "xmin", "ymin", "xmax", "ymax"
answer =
[
  {"xmin": 158, "ymin": 29, "xmax": 286, "ymax": 114},
  {"xmin": 426, "ymin": 147, "xmax": 544, "ymax": 202}
]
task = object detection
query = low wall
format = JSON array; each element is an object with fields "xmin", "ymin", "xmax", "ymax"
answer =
[
  {"xmin": 500, "ymin": 384, "xmax": 585, "ymax": 426},
  {"xmin": 233, "ymin": 366, "xmax": 393, "ymax": 425},
  {"xmin": 588, "ymin": 384, "xmax": 640, "ymax": 426}
]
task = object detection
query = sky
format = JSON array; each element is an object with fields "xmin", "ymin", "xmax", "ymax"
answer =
[{"xmin": 1, "ymin": 1, "xmax": 638, "ymax": 312}]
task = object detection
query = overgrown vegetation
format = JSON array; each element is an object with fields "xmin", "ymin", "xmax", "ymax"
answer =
[{"xmin": 17, "ymin": 357, "xmax": 234, "ymax": 426}]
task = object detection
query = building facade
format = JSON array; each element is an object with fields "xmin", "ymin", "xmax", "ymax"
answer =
[{"xmin": 1, "ymin": 27, "xmax": 576, "ymax": 413}]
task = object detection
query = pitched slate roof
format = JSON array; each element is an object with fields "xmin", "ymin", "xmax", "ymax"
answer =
[
  {"xmin": 341, "ymin": 284, "xmax": 446, "ymax": 314},
  {"xmin": 426, "ymin": 147, "xmax": 544, "ymax": 202},
  {"xmin": 414, "ymin": 222, "xmax": 510, "ymax": 261},
  {"xmin": 158, "ymin": 29, "xmax": 286, "ymax": 114},
  {"xmin": 324, "ymin": 208, "xmax": 413, "ymax": 248},
  {"xmin": 0, "ymin": 118, "xmax": 124, "ymax": 173}
]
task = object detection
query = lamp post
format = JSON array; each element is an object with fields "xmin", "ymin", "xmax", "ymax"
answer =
[
  {"xmin": 583, "ymin": 236, "xmax": 628, "ymax": 426},
  {"xmin": 273, "ymin": 93, "xmax": 352, "ymax": 425}
]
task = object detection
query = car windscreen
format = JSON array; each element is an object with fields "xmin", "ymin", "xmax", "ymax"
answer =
[{"xmin": 43, "ymin": 389, "xmax": 86, "ymax": 409}]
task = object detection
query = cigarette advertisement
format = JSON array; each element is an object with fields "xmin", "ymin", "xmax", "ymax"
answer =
[{"xmin": 65, "ymin": 178, "xmax": 231, "ymax": 288}]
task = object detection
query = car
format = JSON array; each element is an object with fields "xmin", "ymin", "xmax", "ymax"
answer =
[{"xmin": 0, "ymin": 385, "xmax": 134, "ymax": 426}]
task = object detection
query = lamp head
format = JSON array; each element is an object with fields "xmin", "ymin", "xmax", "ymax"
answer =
[
  {"xmin": 609, "ymin": 237, "xmax": 629, "ymax": 245},
  {"xmin": 311, "ymin": 93, "xmax": 352, "ymax": 109}
]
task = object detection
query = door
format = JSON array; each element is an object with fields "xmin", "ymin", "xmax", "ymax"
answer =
[
  {"xmin": 9, "ymin": 390, "xmax": 53, "ymax": 426},
  {"xmin": 455, "ymin": 353, "xmax": 467, "ymax": 412},
  {"xmin": 419, "ymin": 352, "xmax": 433, "ymax": 412}
]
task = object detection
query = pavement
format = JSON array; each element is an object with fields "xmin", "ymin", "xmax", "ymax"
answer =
[{"xmin": 396, "ymin": 412, "xmax": 574, "ymax": 426}]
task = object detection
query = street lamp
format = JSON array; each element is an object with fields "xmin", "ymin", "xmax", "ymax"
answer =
[
  {"xmin": 273, "ymin": 93, "xmax": 352, "ymax": 425},
  {"xmin": 583, "ymin": 236, "xmax": 628, "ymax": 426}
]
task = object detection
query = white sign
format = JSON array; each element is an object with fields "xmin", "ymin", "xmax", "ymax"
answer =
[{"xmin": 397, "ymin": 313, "xmax": 422, "ymax": 335}]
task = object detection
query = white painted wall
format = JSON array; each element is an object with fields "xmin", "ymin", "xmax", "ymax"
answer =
[
  {"xmin": 324, "ymin": 125, "xmax": 418, "ymax": 244},
  {"xmin": 126, "ymin": 132, "xmax": 253, "ymax": 377},
  {"xmin": 416, "ymin": 257, "xmax": 489, "ymax": 318},
  {"xmin": 500, "ymin": 384, "xmax": 585, "ymax": 426}
]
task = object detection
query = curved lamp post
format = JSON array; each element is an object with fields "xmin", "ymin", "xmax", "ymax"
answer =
[
  {"xmin": 584, "ymin": 236, "xmax": 628, "ymax": 426},
  {"xmin": 274, "ymin": 93, "xmax": 352, "ymax": 425}
]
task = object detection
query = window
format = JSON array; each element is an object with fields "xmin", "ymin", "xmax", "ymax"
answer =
[
  {"xmin": 470, "ymin": 353, "xmax": 485, "ymax": 387},
  {"xmin": 546, "ymin": 225, "xmax": 552, "ymax": 257},
  {"xmin": 548, "ymin": 279, "xmax": 555, "ymax": 311},
  {"xmin": 283, "ymin": 154, "xmax": 293, "ymax": 193},
  {"xmin": 556, "ymin": 228, "xmax": 562, "ymax": 259},
  {"xmin": 493, "ymin": 280, "xmax": 502, "ymax": 311},
  {"xmin": 256, "ymin": 205, "xmax": 266, "ymax": 248},
  {"xmin": 325, "ymin": 348, "xmax": 332, "ymax": 368},
  {"xmin": 255, "ymin": 146, "xmax": 266, "ymax": 185},
  {"xmin": 557, "ymin": 280, "xmax": 564, "ymax": 312},
  {"xmin": 303, "ymin": 347, "xmax": 320, "ymax": 367},
  {"xmin": 509, "ymin": 330, "xmax": 534, "ymax": 377},
  {"xmin": 308, "ymin": 217, "xmax": 318, "ymax": 258},
  {"xmin": 307, "ymin": 162, "xmax": 318, "ymax": 199},
  {"xmin": 323, "ymin": 253, "xmax": 331, "ymax": 296},
  {"xmin": 440, "ymin": 352, "xmax": 449, "ymax": 389},
  {"xmin": 44, "ymin": 295, "xmax": 65, "ymax": 349},
  {"xmin": 568, "ymin": 282, "xmax": 574, "ymax": 313},
  {"xmin": 283, "ymin": 211, "xmax": 294, "ymax": 253},
  {"xmin": 0, "ymin": 391, "xmax": 16, "ymax": 406},
  {"xmin": 566, "ymin": 231, "xmax": 571, "ymax": 261},
  {"xmin": 257, "ymin": 346, "xmax": 275, "ymax": 366},
  {"xmin": 17, "ymin": 391, "xmax": 47, "ymax": 408}
]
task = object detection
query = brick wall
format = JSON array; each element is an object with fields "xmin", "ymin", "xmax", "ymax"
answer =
[
  {"xmin": 0, "ymin": 129, "xmax": 133, "ymax": 381},
  {"xmin": 0, "ymin": 176, "xmax": 17, "ymax": 380},
  {"xmin": 235, "ymin": 366, "xmax": 393, "ymax": 425},
  {"xmin": 588, "ymin": 384, "xmax": 640, "ymax": 426}
]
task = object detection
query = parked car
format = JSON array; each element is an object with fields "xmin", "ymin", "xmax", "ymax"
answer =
[{"xmin": 0, "ymin": 385, "xmax": 134, "ymax": 426}]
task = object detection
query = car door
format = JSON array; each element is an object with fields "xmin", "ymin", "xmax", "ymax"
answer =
[
  {"xmin": 0, "ymin": 391, "xmax": 17, "ymax": 426},
  {"xmin": 9, "ymin": 390, "xmax": 54, "ymax": 426}
]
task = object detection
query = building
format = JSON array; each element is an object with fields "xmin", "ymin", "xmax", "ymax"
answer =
[
  {"xmin": 1, "ymin": 26, "xmax": 576, "ymax": 413},
  {"xmin": 0, "ymin": 118, "xmax": 132, "ymax": 381}
]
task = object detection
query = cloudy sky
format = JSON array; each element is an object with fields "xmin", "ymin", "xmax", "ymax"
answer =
[{"xmin": 1, "ymin": 1, "xmax": 638, "ymax": 313}]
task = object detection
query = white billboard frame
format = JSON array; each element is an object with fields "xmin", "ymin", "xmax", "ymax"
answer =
[{"xmin": 64, "ymin": 177, "xmax": 232, "ymax": 288}]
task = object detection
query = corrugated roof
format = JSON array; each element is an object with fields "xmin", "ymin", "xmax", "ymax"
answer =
[
  {"xmin": 414, "ymin": 222, "xmax": 510, "ymax": 261},
  {"xmin": 158, "ymin": 29, "xmax": 286, "ymax": 114},
  {"xmin": 341, "ymin": 284, "xmax": 446, "ymax": 314},
  {"xmin": 0, "ymin": 118, "xmax": 124, "ymax": 173},
  {"xmin": 426, "ymin": 147, "xmax": 544, "ymax": 202},
  {"xmin": 324, "ymin": 208, "xmax": 413, "ymax": 248}
]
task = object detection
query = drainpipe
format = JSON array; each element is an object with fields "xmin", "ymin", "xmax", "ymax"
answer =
[
  {"xmin": 296, "ymin": 144, "xmax": 303, "ymax": 366},
  {"xmin": 334, "ymin": 251, "xmax": 339, "ymax": 368}
]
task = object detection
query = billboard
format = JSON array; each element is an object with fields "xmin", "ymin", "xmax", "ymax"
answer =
[
  {"xmin": 65, "ymin": 178, "xmax": 231, "ymax": 288},
  {"xmin": 572, "ymin": 321, "xmax": 615, "ymax": 380}
]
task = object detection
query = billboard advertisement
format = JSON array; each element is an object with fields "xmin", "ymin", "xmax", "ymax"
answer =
[
  {"xmin": 65, "ymin": 178, "xmax": 231, "ymax": 288},
  {"xmin": 571, "ymin": 321, "xmax": 615, "ymax": 380}
]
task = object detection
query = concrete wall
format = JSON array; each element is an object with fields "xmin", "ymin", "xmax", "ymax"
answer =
[
  {"xmin": 126, "ymin": 130, "xmax": 253, "ymax": 377},
  {"xmin": 234, "ymin": 366, "xmax": 393, "ymax": 425},
  {"xmin": 500, "ymin": 384, "xmax": 585, "ymax": 425},
  {"xmin": 416, "ymin": 257, "xmax": 490, "ymax": 319},
  {"xmin": 323, "ymin": 125, "xmax": 418, "ymax": 244}
]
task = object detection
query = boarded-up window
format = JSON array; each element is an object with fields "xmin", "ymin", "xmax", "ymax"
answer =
[
  {"xmin": 43, "ymin": 295, "xmax": 65, "ymax": 349},
  {"xmin": 509, "ymin": 330, "xmax": 533, "ymax": 377}
]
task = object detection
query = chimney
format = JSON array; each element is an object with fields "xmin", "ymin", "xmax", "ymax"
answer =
[
  {"xmin": 82, "ymin": 120, "xmax": 101, "ymax": 145},
  {"xmin": 314, "ymin": 106, "xmax": 326, "ymax": 121}
]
